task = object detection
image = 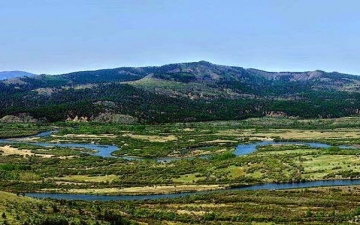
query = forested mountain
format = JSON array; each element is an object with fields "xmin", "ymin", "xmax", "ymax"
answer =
[
  {"xmin": 0, "ymin": 61, "xmax": 359, "ymax": 123},
  {"xmin": 0, "ymin": 71, "xmax": 36, "ymax": 80}
]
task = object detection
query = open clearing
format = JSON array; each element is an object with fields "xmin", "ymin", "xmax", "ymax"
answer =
[{"xmin": 43, "ymin": 184, "xmax": 225, "ymax": 195}]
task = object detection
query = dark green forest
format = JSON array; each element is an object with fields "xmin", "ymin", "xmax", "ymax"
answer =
[{"xmin": 1, "ymin": 61, "xmax": 359, "ymax": 123}]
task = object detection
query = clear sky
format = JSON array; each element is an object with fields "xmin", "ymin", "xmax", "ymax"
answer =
[{"xmin": 1, "ymin": 0, "xmax": 360, "ymax": 75}]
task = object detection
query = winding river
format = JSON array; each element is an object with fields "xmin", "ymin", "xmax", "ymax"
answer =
[
  {"xmin": 26, "ymin": 179, "xmax": 360, "ymax": 201},
  {"xmin": 1, "ymin": 131, "xmax": 359, "ymax": 201},
  {"xmin": 1, "ymin": 131, "xmax": 355, "ymax": 159}
]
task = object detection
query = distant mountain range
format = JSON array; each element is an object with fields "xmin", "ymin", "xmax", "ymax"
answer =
[
  {"xmin": 0, "ymin": 61, "xmax": 359, "ymax": 123},
  {"xmin": 0, "ymin": 71, "xmax": 36, "ymax": 80}
]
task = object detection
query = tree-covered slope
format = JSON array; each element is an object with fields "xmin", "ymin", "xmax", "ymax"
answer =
[{"xmin": 0, "ymin": 61, "xmax": 359, "ymax": 123}]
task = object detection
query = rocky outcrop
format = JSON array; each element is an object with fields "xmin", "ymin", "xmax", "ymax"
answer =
[
  {"xmin": 93, "ymin": 113, "xmax": 138, "ymax": 124},
  {"xmin": 66, "ymin": 116, "xmax": 89, "ymax": 122},
  {"xmin": 265, "ymin": 111, "xmax": 287, "ymax": 117},
  {"xmin": 65, "ymin": 113, "xmax": 138, "ymax": 124},
  {"xmin": 0, "ymin": 113, "xmax": 39, "ymax": 123}
]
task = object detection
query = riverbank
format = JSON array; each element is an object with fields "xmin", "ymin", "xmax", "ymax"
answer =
[
  {"xmin": 1, "ymin": 184, "xmax": 359, "ymax": 224},
  {"xmin": 25, "ymin": 179, "xmax": 360, "ymax": 201}
]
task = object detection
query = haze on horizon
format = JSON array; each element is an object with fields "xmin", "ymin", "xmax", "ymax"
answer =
[{"xmin": 1, "ymin": 0, "xmax": 360, "ymax": 75}]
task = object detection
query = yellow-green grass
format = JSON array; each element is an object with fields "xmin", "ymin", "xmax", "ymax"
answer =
[
  {"xmin": 0, "ymin": 145, "xmax": 54, "ymax": 158},
  {"xmin": 51, "ymin": 133, "xmax": 117, "ymax": 142},
  {"xmin": 127, "ymin": 76, "xmax": 235, "ymax": 99},
  {"xmin": 298, "ymin": 155, "xmax": 360, "ymax": 179},
  {"xmin": 0, "ymin": 191, "xmax": 41, "ymax": 225},
  {"xmin": 257, "ymin": 149, "xmax": 318, "ymax": 156},
  {"xmin": 122, "ymin": 133, "xmax": 178, "ymax": 142},
  {"xmin": 173, "ymin": 173, "xmax": 205, "ymax": 183},
  {"xmin": 224, "ymin": 165, "xmax": 245, "ymax": 179},
  {"xmin": 52, "ymin": 174, "xmax": 119, "ymax": 183},
  {"xmin": 43, "ymin": 184, "xmax": 226, "ymax": 195},
  {"xmin": 19, "ymin": 172, "xmax": 42, "ymax": 181}
]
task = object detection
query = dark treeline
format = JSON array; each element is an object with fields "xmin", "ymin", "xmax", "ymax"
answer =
[{"xmin": 0, "ymin": 81, "xmax": 359, "ymax": 123}]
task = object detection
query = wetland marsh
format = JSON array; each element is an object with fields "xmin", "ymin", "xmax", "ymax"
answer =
[{"xmin": 1, "ymin": 117, "xmax": 360, "ymax": 224}]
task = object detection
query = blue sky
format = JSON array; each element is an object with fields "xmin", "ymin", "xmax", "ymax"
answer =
[{"xmin": 1, "ymin": 0, "xmax": 360, "ymax": 75}]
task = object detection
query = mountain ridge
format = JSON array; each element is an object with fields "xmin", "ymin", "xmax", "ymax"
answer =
[
  {"xmin": 50, "ymin": 60, "xmax": 360, "ymax": 79},
  {"xmin": 0, "ymin": 70, "xmax": 36, "ymax": 80},
  {"xmin": 0, "ymin": 61, "xmax": 359, "ymax": 123}
]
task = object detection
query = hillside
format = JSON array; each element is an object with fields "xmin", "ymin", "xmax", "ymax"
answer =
[
  {"xmin": 0, "ymin": 71, "xmax": 36, "ymax": 80},
  {"xmin": 0, "ymin": 61, "xmax": 359, "ymax": 123}
]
